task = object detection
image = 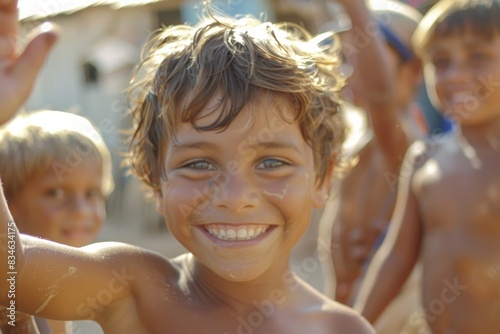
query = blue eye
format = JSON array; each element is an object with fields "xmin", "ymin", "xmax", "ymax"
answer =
[
  {"xmin": 186, "ymin": 160, "xmax": 216, "ymax": 170},
  {"xmin": 257, "ymin": 158, "xmax": 286, "ymax": 169}
]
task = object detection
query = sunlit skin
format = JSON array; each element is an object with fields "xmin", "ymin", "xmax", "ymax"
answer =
[
  {"xmin": 354, "ymin": 32, "xmax": 500, "ymax": 334},
  {"xmin": 0, "ymin": 1, "xmax": 376, "ymax": 332},
  {"xmin": 9, "ymin": 159, "xmax": 106, "ymax": 248},
  {"xmin": 318, "ymin": 0, "xmax": 425, "ymax": 305},
  {"xmin": 5, "ymin": 158, "xmax": 105, "ymax": 334},
  {"xmin": 424, "ymin": 34, "xmax": 500, "ymax": 128},
  {"xmin": 0, "ymin": 2, "xmax": 64, "ymax": 331},
  {"xmin": 157, "ymin": 95, "xmax": 329, "ymax": 280},
  {"xmin": 1, "ymin": 101, "xmax": 374, "ymax": 334}
]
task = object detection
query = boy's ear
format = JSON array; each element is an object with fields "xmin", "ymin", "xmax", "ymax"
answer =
[
  {"xmin": 312, "ymin": 158, "xmax": 335, "ymax": 208},
  {"xmin": 154, "ymin": 190, "xmax": 165, "ymax": 215}
]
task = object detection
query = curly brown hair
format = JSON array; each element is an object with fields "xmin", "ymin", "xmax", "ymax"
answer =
[{"xmin": 127, "ymin": 14, "xmax": 346, "ymax": 193}]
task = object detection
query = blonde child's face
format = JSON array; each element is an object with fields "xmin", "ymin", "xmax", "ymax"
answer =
[
  {"xmin": 423, "ymin": 32, "xmax": 500, "ymax": 126},
  {"xmin": 8, "ymin": 158, "xmax": 106, "ymax": 247},
  {"xmin": 155, "ymin": 96, "xmax": 330, "ymax": 281}
]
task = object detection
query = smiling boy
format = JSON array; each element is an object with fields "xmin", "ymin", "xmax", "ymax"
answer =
[{"xmin": 0, "ymin": 1, "xmax": 373, "ymax": 333}]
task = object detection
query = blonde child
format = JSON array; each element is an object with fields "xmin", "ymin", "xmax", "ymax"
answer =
[{"xmin": 0, "ymin": 110, "xmax": 113, "ymax": 334}]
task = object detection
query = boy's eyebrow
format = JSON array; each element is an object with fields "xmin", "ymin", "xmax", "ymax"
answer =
[
  {"xmin": 251, "ymin": 141, "xmax": 303, "ymax": 153},
  {"xmin": 427, "ymin": 38, "xmax": 493, "ymax": 55},
  {"xmin": 170, "ymin": 141, "xmax": 218, "ymax": 153},
  {"xmin": 171, "ymin": 140, "xmax": 303, "ymax": 154}
]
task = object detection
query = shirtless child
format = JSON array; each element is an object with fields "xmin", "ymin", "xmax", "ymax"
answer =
[
  {"xmin": 0, "ymin": 110, "xmax": 113, "ymax": 334},
  {"xmin": 317, "ymin": 0, "xmax": 425, "ymax": 305},
  {"xmin": 0, "ymin": 1, "xmax": 373, "ymax": 333},
  {"xmin": 354, "ymin": 1, "xmax": 500, "ymax": 333}
]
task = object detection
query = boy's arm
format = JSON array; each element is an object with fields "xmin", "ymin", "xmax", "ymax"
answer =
[
  {"xmin": 0, "ymin": 0, "xmax": 58, "ymax": 124},
  {"xmin": 0, "ymin": 1, "xmax": 149, "ymax": 325},
  {"xmin": 352, "ymin": 142, "xmax": 425, "ymax": 323},
  {"xmin": 337, "ymin": 0, "xmax": 410, "ymax": 167},
  {"xmin": 0, "ymin": 183, "xmax": 147, "ymax": 324}
]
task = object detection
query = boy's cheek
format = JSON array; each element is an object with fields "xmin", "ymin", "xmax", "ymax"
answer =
[{"xmin": 310, "ymin": 185, "xmax": 329, "ymax": 209}]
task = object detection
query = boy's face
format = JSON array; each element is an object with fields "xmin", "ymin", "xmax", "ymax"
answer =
[
  {"xmin": 155, "ymin": 96, "xmax": 331, "ymax": 281},
  {"xmin": 423, "ymin": 32, "xmax": 500, "ymax": 126},
  {"xmin": 8, "ymin": 158, "xmax": 106, "ymax": 247}
]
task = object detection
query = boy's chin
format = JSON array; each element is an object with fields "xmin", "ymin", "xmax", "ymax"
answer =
[{"xmin": 448, "ymin": 112, "xmax": 495, "ymax": 128}]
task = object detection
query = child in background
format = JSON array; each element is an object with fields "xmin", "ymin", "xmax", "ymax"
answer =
[
  {"xmin": 0, "ymin": 110, "xmax": 113, "ymax": 334},
  {"xmin": 318, "ymin": 0, "xmax": 425, "ymax": 303},
  {"xmin": 354, "ymin": 1, "xmax": 500, "ymax": 333},
  {"xmin": 0, "ymin": 1, "xmax": 374, "ymax": 333},
  {"xmin": 316, "ymin": 1, "xmax": 426, "ymax": 332}
]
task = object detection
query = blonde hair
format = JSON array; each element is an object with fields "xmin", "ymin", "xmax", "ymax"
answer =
[
  {"xmin": 127, "ymin": 14, "xmax": 346, "ymax": 192},
  {"xmin": 0, "ymin": 110, "xmax": 114, "ymax": 200}
]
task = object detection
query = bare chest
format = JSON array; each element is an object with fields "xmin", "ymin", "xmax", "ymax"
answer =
[
  {"xmin": 414, "ymin": 148, "xmax": 500, "ymax": 236},
  {"xmin": 99, "ymin": 281, "xmax": 339, "ymax": 334}
]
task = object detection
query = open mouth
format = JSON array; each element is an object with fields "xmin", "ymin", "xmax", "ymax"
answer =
[
  {"xmin": 448, "ymin": 92, "xmax": 477, "ymax": 109},
  {"xmin": 203, "ymin": 224, "xmax": 272, "ymax": 241}
]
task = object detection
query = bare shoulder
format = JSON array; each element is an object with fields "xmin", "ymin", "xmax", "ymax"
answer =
[
  {"xmin": 317, "ymin": 294, "xmax": 375, "ymax": 334},
  {"xmin": 400, "ymin": 133, "xmax": 453, "ymax": 174},
  {"xmin": 80, "ymin": 241, "xmax": 177, "ymax": 275},
  {"xmin": 294, "ymin": 282, "xmax": 374, "ymax": 334}
]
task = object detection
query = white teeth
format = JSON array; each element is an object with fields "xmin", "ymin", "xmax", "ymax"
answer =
[
  {"xmin": 226, "ymin": 229, "xmax": 236, "ymax": 239},
  {"xmin": 237, "ymin": 229, "xmax": 247, "ymax": 239},
  {"xmin": 205, "ymin": 225, "xmax": 270, "ymax": 241},
  {"xmin": 451, "ymin": 93, "xmax": 474, "ymax": 104}
]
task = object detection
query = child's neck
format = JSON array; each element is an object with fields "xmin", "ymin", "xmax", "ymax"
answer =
[
  {"xmin": 458, "ymin": 114, "xmax": 500, "ymax": 150},
  {"xmin": 185, "ymin": 254, "xmax": 296, "ymax": 312}
]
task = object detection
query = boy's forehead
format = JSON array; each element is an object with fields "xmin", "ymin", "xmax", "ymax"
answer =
[
  {"xmin": 185, "ymin": 92, "xmax": 296, "ymax": 129},
  {"xmin": 424, "ymin": 29, "xmax": 497, "ymax": 53},
  {"xmin": 171, "ymin": 99, "xmax": 303, "ymax": 150}
]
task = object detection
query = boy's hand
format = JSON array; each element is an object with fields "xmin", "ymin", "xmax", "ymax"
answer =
[{"xmin": 0, "ymin": 0, "xmax": 58, "ymax": 126}]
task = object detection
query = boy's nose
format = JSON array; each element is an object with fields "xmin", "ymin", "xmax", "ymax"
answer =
[
  {"xmin": 442, "ymin": 60, "xmax": 470, "ymax": 83},
  {"xmin": 211, "ymin": 172, "xmax": 260, "ymax": 213},
  {"xmin": 69, "ymin": 195, "xmax": 94, "ymax": 218}
]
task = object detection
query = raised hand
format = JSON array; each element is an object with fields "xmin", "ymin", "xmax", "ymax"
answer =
[{"xmin": 0, "ymin": 0, "xmax": 58, "ymax": 125}]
